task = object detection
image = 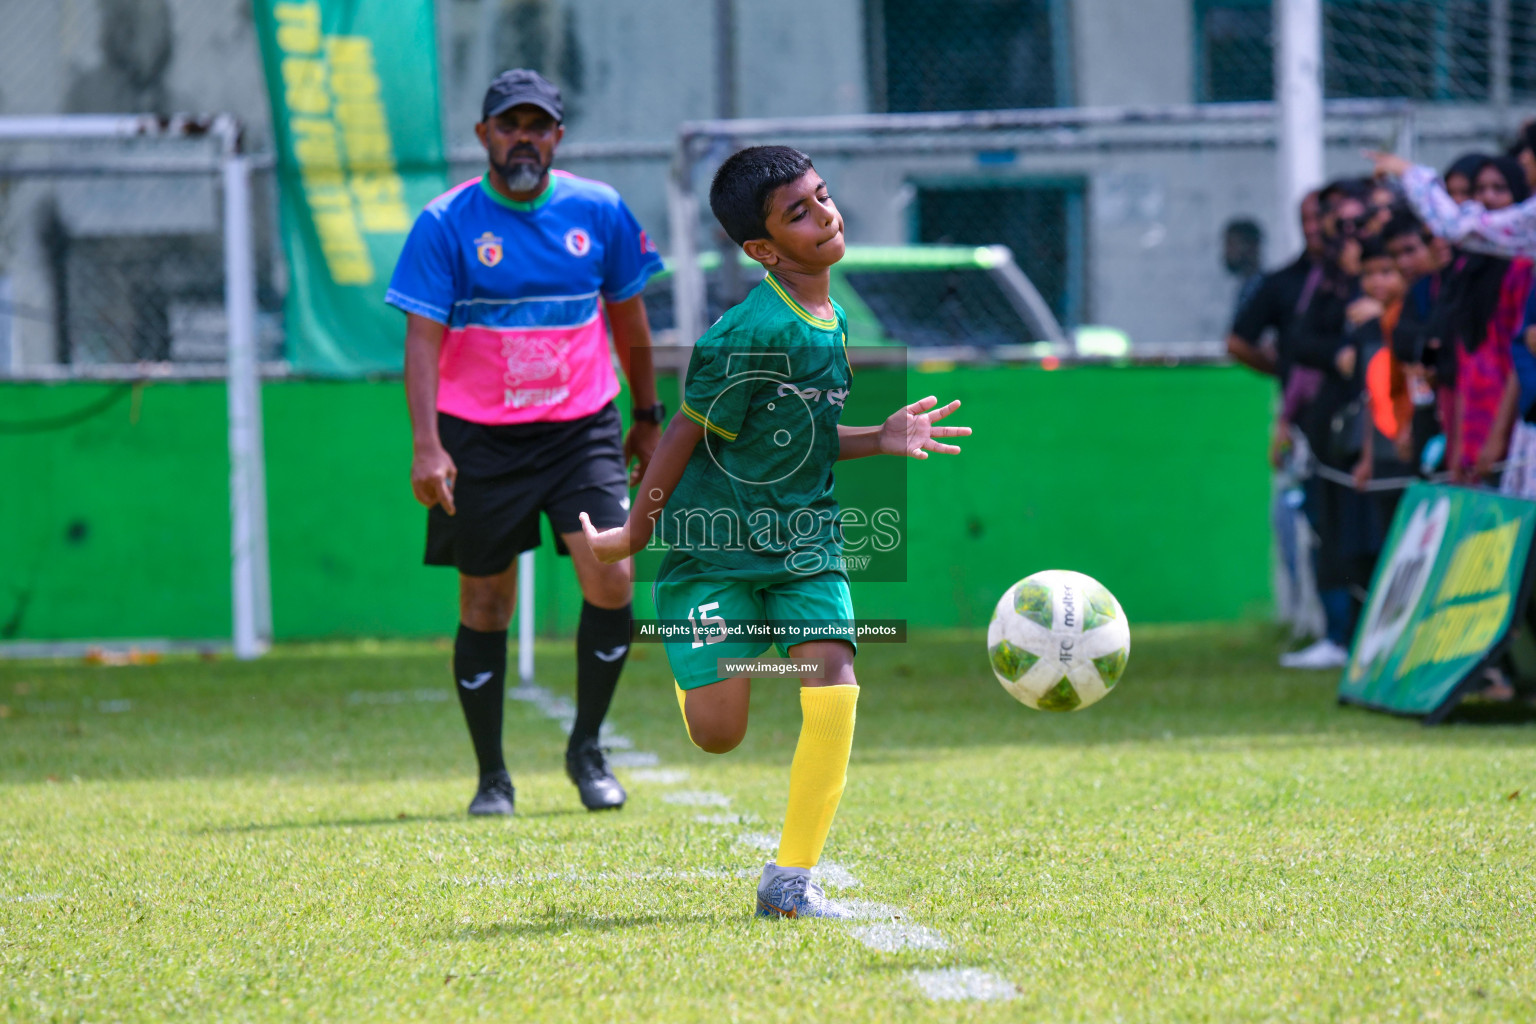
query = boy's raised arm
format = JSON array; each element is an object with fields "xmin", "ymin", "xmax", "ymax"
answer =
[{"xmin": 580, "ymin": 414, "xmax": 706, "ymax": 563}]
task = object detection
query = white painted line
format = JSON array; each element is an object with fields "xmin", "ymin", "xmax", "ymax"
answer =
[
  {"xmin": 662, "ymin": 790, "xmax": 732, "ymax": 807},
  {"xmin": 607, "ymin": 751, "xmax": 660, "ymax": 767},
  {"xmin": 458, "ymin": 868, "xmax": 742, "ymax": 887},
  {"xmin": 812, "ymin": 862, "xmax": 861, "ymax": 889},
  {"xmin": 693, "ymin": 812, "xmax": 755, "ymax": 825},
  {"xmin": 908, "ymin": 969, "xmax": 1019, "ymax": 1002},
  {"xmin": 97, "ymin": 700, "xmax": 132, "ymax": 713},
  {"xmin": 630, "ymin": 768, "xmax": 690, "ymax": 784},
  {"xmin": 504, "ymin": 682, "xmax": 576, "ymax": 722},
  {"xmin": 838, "ymin": 900, "xmax": 904, "ymax": 920},
  {"xmin": 734, "ymin": 832, "xmax": 778, "ymax": 851},
  {"xmin": 850, "ymin": 922, "xmax": 948, "ymax": 952},
  {"xmin": 3, "ymin": 892, "xmax": 63, "ymax": 904},
  {"xmin": 599, "ymin": 734, "xmax": 634, "ymax": 750}
]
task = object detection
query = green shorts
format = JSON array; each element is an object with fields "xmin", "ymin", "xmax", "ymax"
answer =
[{"xmin": 653, "ymin": 573, "xmax": 857, "ymax": 689}]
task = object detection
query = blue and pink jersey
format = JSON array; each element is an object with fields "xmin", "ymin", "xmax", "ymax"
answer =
[{"xmin": 386, "ymin": 171, "xmax": 663, "ymax": 425}]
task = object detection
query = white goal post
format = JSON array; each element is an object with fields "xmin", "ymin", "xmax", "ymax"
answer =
[{"xmin": 0, "ymin": 114, "xmax": 270, "ymax": 660}]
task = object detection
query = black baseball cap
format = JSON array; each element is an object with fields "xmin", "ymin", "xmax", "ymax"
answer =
[{"xmin": 482, "ymin": 68, "xmax": 564, "ymax": 123}]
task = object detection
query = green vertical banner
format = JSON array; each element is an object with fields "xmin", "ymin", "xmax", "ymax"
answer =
[
  {"xmin": 254, "ymin": 0, "xmax": 448, "ymax": 374},
  {"xmin": 1340, "ymin": 483, "xmax": 1536, "ymax": 722}
]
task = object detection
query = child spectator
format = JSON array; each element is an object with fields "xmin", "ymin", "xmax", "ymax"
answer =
[
  {"xmin": 1382, "ymin": 212, "xmax": 1447, "ymax": 467},
  {"xmin": 1345, "ymin": 236, "xmax": 1414, "ymax": 499},
  {"xmin": 1303, "ymin": 237, "xmax": 1414, "ymax": 634}
]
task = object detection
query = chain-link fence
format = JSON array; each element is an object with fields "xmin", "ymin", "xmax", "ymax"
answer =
[
  {"xmin": 0, "ymin": 0, "xmax": 281, "ymax": 376},
  {"xmin": 0, "ymin": 128, "xmax": 283, "ymax": 374},
  {"xmin": 663, "ymin": 102, "xmax": 1417, "ymax": 358},
  {"xmin": 3, "ymin": 0, "xmax": 1536, "ymax": 374},
  {"xmin": 1198, "ymin": 0, "xmax": 1536, "ymax": 106}
]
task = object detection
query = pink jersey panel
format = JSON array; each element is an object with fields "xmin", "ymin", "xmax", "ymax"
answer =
[{"xmin": 436, "ymin": 311, "xmax": 620, "ymax": 425}]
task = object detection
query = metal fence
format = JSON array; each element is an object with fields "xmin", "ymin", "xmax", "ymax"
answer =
[
  {"xmin": 663, "ymin": 101, "xmax": 1419, "ymax": 358},
  {"xmin": 1198, "ymin": 0, "xmax": 1536, "ymax": 110},
  {"xmin": 0, "ymin": 131, "xmax": 284, "ymax": 375},
  {"xmin": 0, "ymin": 0, "xmax": 282, "ymax": 377},
  {"xmin": 5, "ymin": 1, "xmax": 1536, "ymax": 377},
  {"xmin": 0, "ymin": 114, "xmax": 272, "ymax": 659}
]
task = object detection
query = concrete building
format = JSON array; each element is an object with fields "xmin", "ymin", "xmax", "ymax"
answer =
[{"xmin": 0, "ymin": 0, "xmax": 1529, "ymax": 368}]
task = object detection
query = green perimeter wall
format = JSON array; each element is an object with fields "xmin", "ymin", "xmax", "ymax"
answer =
[{"xmin": 0, "ymin": 366, "xmax": 1272, "ymax": 642}]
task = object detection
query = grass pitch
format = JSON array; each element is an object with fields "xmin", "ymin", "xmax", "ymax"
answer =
[{"xmin": 3, "ymin": 625, "xmax": 1536, "ymax": 1022}]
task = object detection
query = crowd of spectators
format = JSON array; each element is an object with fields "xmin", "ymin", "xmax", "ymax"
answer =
[{"xmin": 1227, "ymin": 130, "xmax": 1536, "ymax": 675}]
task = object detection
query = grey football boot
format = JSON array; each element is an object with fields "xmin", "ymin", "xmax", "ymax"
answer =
[{"xmin": 754, "ymin": 862, "xmax": 853, "ymax": 919}]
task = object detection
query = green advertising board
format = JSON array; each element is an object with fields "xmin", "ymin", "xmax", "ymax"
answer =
[
  {"xmin": 253, "ymin": 0, "xmax": 448, "ymax": 375},
  {"xmin": 1340, "ymin": 483, "xmax": 1536, "ymax": 722}
]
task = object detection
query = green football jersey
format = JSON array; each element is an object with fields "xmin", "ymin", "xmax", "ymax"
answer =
[{"xmin": 658, "ymin": 273, "xmax": 853, "ymax": 584}]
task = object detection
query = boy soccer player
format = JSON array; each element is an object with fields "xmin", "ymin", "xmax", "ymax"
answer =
[{"xmin": 578, "ymin": 146, "xmax": 970, "ymax": 918}]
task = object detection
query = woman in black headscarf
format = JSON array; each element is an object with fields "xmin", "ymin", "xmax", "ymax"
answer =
[
  {"xmin": 1444, "ymin": 152, "xmax": 1493, "ymax": 205},
  {"xmin": 1369, "ymin": 135, "xmax": 1536, "ymax": 258}
]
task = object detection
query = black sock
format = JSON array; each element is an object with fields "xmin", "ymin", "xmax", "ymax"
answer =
[
  {"xmin": 570, "ymin": 601, "xmax": 632, "ymax": 748},
  {"xmin": 453, "ymin": 624, "xmax": 507, "ymax": 778}
]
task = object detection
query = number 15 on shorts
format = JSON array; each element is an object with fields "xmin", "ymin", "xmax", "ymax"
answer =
[{"xmin": 688, "ymin": 603, "xmax": 727, "ymax": 648}]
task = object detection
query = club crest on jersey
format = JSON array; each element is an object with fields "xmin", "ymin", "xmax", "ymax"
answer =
[
  {"xmin": 475, "ymin": 231, "xmax": 504, "ymax": 267},
  {"xmin": 564, "ymin": 228, "xmax": 592, "ymax": 257}
]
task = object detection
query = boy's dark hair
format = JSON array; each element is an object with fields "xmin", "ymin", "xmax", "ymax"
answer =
[
  {"xmin": 709, "ymin": 145, "xmax": 815, "ymax": 246},
  {"xmin": 1359, "ymin": 234, "xmax": 1393, "ymax": 264},
  {"xmin": 1382, "ymin": 209, "xmax": 1428, "ymax": 243}
]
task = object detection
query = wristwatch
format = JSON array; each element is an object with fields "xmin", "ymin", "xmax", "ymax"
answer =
[{"xmin": 632, "ymin": 402, "xmax": 667, "ymax": 424}]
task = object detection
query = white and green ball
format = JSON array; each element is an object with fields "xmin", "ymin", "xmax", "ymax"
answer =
[{"xmin": 987, "ymin": 569, "xmax": 1130, "ymax": 711}]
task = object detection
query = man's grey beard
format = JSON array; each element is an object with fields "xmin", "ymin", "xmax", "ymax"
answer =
[{"xmin": 498, "ymin": 156, "xmax": 547, "ymax": 193}]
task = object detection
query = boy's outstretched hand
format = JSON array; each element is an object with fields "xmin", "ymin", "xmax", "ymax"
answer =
[
  {"xmin": 881, "ymin": 396, "xmax": 971, "ymax": 459},
  {"xmin": 578, "ymin": 512, "xmax": 631, "ymax": 565}
]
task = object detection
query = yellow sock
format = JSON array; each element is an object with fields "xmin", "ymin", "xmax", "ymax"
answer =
[
  {"xmin": 675, "ymin": 681, "xmax": 698, "ymax": 747},
  {"xmin": 775, "ymin": 684, "xmax": 859, "ymax": 869}
]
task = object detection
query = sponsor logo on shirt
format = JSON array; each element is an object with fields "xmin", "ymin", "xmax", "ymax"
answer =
[
  {"xmin": 475, "ymin": 231, "xmax": 504, "ymax": 267},
  {"xmin": 776, "ymin": 381, "xmax": 848, "ymax": 408},
  {"xmin": 564, "ymin": 228, "xmax": 592, "ymax": 257},
  {"xmin": 502, "ymin": 335, "xmax": 573, "ymax": 387},
  {"xmin": 506, "ymin": 386, "xmax": 571, "ymax": 409},
  {"xmin": 502, "ymin": 334, "xmax": 574, "ymax": 409}
]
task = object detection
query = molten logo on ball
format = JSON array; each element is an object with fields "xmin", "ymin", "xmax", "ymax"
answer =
[{"xmin": 987, "ymin": 569, "xmax": 1130, "ymax": 711}]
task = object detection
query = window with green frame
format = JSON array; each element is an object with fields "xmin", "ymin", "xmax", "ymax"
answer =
[{"xmin": 1195, "ymin": 0, "xmax": 1536, "ymax": 102}]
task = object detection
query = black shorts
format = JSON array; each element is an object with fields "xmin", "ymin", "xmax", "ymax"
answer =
[{"xmin": 426, "ymin": 403, "xmax": 630, "ymax": 577}]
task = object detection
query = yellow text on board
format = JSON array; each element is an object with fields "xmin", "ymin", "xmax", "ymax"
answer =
[
  {"xmin": 273, "ymin": 1, "xmax": 413, "ymax": 285},
  {"xmin": 1397, "ymin": 519, "xmax": 1522, "ymax": 677},
  {"xmin": 1435, "ymin": 519, "xmax": 1519, "ymax": 602}
]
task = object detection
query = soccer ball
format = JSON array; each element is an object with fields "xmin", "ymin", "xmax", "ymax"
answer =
[{"xmin": 987, "ymin": 569, "xmax": 1130, "ymax": 711}]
